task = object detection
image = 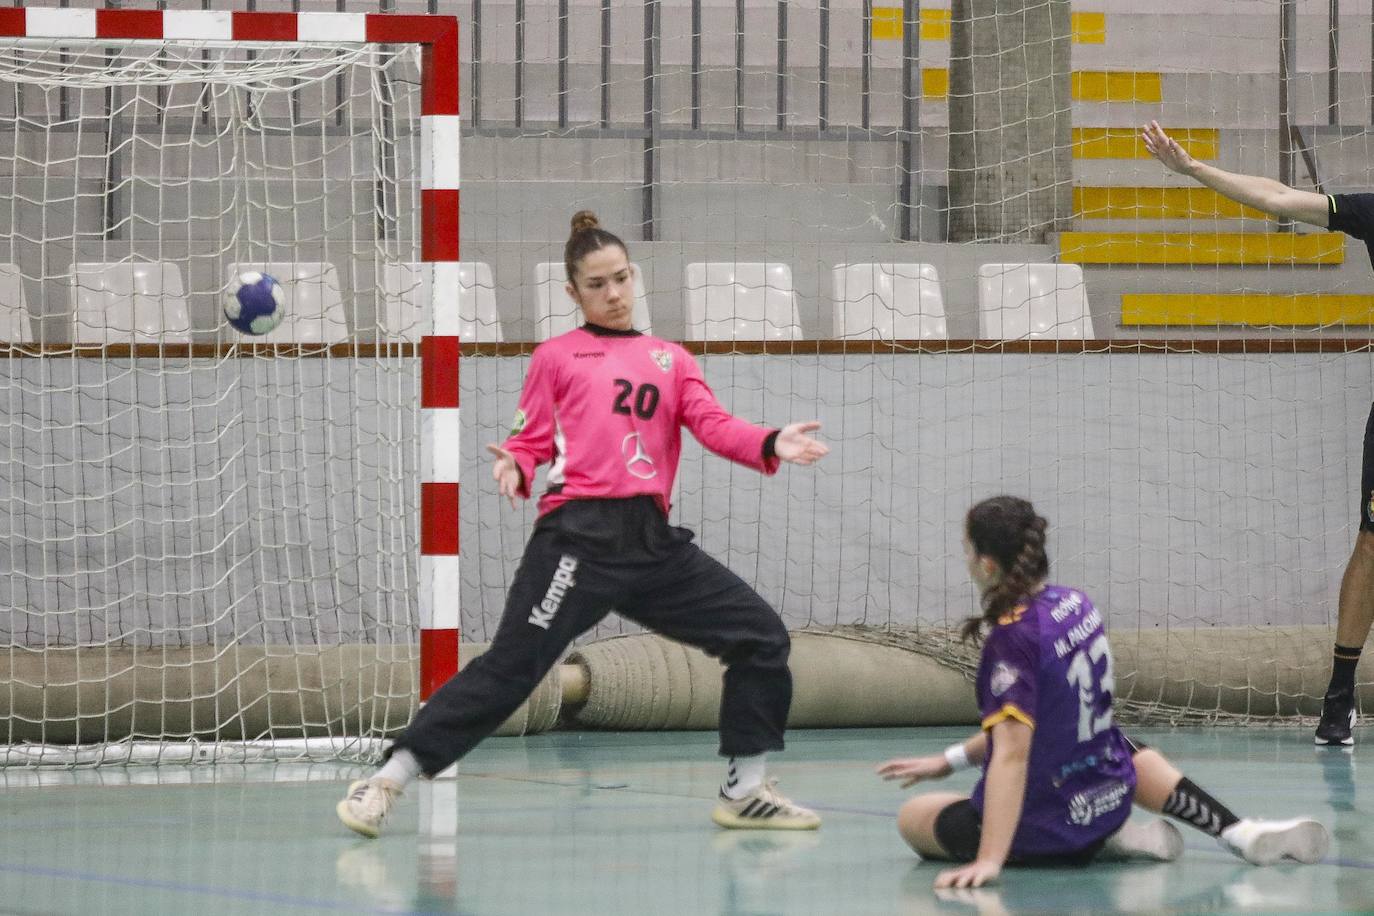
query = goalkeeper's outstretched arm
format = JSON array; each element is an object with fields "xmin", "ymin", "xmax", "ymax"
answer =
[{"xmin": 1141, "ymin": 120, "xmax": 1329, "ymax": 227}]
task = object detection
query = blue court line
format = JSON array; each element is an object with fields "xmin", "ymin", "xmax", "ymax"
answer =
[
  {"xmin": 1324, "ymin": 856, "xmax": 1374, "ymax": 870},
  {"xmin": 0, "ymin": 861, "xmax": 454, "ymax": 915},
  {"xmin": 475, "ymin": 772, "xmax": 898, "ymax": 818},
  {"xmin": 803, "ymin": 801, "xmax": 897, "ymax": 817},
  {"xmin": 2, "ymin": 816, "xmax": 195, "ymax": 831},
  {"xmin": 1178, "ymin": 845, "xmax": 1374, "ymax": 871}
]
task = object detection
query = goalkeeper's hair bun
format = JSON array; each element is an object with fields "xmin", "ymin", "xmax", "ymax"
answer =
[
  {"xmin": 564, "ymin": 210, "xmax": 628, "ymax": 286},
  {"xmin": 570, "ymin": 210, "xmax": 601, "ymax": 234}
]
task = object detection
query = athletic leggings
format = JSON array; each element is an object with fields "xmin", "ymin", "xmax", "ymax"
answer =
[{"xmin": 390, "ymin": 497, "xmax": 793, "ymax": 776}]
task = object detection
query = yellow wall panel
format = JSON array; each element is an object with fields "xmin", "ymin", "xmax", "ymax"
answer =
[
  {"xmin": 1123, "ymin": 294, "xmax": 1374, "ymax": 326},
  {"xmin": 871, "ymin": 7, "xmax": 903, "ymax": 41},
  {"xmin": 1072, "ymin": 127, "xmax": 1216, "ymax": 160},
  {"xmin": 1072, "ymin": 11, "xmax": 1106, "ymax": 44},
  {"xmin": 914, "ymin": 9, "xmax": 1105, "ymax": 43},
  {"xmin": 922, "ymin": 68, "xmax": 949, "ymax": 99},
  {"xmin": 1075, "ymin": 187, "xmax": 1266, "ymax": 219},
  {"xmin": 920, "ymin": 8, "xmax": 950, "ymax": 41},
  {"xmin": 922, "ymin": 72, "xmax": 1162, "ymax": 103},
  {"xmin": 1072, "ymin": 71, "xmax": 1162, "ymax": 102},
  {"xmin": 1060, "ymin": 232, "xmax": 1345, "ymax": 265}
]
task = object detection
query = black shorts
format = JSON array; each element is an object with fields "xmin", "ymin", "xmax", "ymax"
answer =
[
  {"xmin": 932, "ymin": 799, "xmax": 1105, "ymax": 867},
  {"xmin": 1361, "ymin": 403, "xmax": 1374, "ymax": 532}
]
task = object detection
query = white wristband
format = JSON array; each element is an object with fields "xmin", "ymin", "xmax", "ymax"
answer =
[{"xmin": 943, "ymin": 743, "xmax": 972, "ymax": 772}]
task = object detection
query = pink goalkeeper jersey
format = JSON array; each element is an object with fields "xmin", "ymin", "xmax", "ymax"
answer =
[{"xmin": 502, "ymin": 325, "xmax": 780, "ymax": 517}]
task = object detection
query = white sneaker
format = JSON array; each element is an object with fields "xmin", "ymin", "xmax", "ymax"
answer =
[
  {"xmin": 1101, "ymin": 818, "xmax": 1184, "ymax": 862},
  {"xmin": 711, "ymin": 778, "xmax": 821, "ymax": 830},
  {"xmin": 1219, "ymin": 818, "xmax": 1330, "ymax": 865},
  {"xmin": 336, "ymin": 777, "xmax": 404, "ymax": 839}
]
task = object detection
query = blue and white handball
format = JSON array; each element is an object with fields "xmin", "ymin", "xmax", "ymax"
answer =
[{"xmin": 224, "ymin": 272, "xmax": 285, "ymax": 336}]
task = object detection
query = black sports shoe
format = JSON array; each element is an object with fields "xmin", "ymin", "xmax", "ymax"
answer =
[{"xmin": 1315, "ymin": 690, "xmax": 1356, "ymax": 747}]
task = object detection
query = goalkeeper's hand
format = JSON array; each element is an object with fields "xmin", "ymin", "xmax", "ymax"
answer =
[
  {"xmin": 775, "ymin": 420, "xmax": 829, "ymax": 466},
  {"xmin": 486, "ymin": 443, "xmax": 523, "ymax": 508}
]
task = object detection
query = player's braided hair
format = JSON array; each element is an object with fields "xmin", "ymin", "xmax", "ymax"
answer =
[
  {"xmin": 564, "ymin": 209, "xmax": 629, "ymax": 287},
  {"xmin": 961, "ymin": 496, "xmax": 1050, "ymax": 642}
]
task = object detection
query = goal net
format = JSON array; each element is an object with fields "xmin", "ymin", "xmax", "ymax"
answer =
[
  {"xmin": 0, "ymin": 14, "xmax": 451, "ymax": 764},
  {"xmin": 458, "ymin": 0, "xmax": 1369, "ymax": 729},
  {"xmin": 3, "ymin": 2, "xmax": 1369, "ymax": 766}
]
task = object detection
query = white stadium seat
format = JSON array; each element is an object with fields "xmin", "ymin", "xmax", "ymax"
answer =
[
  {"xmin": 977, "ymin": 263, "xmax": 1094, "ymax": 340},
  {"xmin": 224, "ymin": 262, "xmax": 348, "ymax": 344},
  {"xmin": 535, "ymin": 261, "xmax": 650, "ymax": 340},
  {"xmin": 71, "ymin": 261, "xmax": 191, "ymax": 344},
  {"xmin": 379, "ymin": 262, "xmax": 503, "ymax": 342},
  {"xmin": 832, "ymin": 263, "xmax": 947, "ymax": 340},
  {"xmin": 0, "ymin": 263, "xmax": 30, "ymax": 343},
  {"xmin": 683, "ymin": 262, "xmax": 802, "ymax": 341}
]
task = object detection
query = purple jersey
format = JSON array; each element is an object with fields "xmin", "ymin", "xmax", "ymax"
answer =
[{"xmin": 970, "ymin": 585, "xmax": 1136, "ymax": 857}]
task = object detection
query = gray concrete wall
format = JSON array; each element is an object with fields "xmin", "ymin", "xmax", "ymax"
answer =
[
  {"xmin": 459, "ymin": 349, "xmax": 1370, "ymax": 640},
  {"xmin": 5, "ymin": 350, "xmax": 1364, "ymax": 647}
]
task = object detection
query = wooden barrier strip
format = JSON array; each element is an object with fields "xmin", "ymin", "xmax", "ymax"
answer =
[{"xmin": 7, "ymin": 339, "xmax": 1374, "ymax": 358}]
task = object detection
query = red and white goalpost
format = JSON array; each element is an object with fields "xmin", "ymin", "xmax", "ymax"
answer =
[{"xmin": 0, "ymin": 8, "xmax": 460, "ymax": 763}]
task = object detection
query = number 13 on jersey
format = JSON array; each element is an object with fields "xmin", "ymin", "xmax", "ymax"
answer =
[{"xmin": 1066, "ymin": 634, "xmax": 1116, "ymax": 742}]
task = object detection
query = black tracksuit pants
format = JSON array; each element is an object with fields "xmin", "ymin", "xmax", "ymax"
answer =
[{"xmin": 392, "ymin": 496, "xmax": 792, "ymax": 777}]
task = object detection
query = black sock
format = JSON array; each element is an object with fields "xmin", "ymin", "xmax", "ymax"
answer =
[
  {"xmin": 1161, "ymin": 776, "xmax": 1240, "ymax": 838},
  {"xmin": 1327, "ymin": 644, "xmax": 1362, "ymax": 695}
]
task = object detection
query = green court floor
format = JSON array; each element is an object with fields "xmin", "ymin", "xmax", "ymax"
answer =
[{"xmin": 0, "ymin": 726, "xmax": 1366, "ymax": 915}]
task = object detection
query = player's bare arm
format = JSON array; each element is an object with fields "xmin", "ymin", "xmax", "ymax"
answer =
[
  {"xmin": 1141, "ymin": 120, "xmax": 1328, "ymax": 227},
  {"xmin": 933, "ymin": 720, "xmax": 1031, "ymax": 889},
  {"xmin": 877, "ymin": 732, "xmax": 987, "ymax": 787}
]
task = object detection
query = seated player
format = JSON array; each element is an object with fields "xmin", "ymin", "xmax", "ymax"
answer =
[{"xmin": 877, "ymin": 496, "xmax": 1330, "ymax": 888}]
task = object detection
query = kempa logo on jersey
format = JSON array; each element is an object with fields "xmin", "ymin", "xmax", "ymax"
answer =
[{"xmin": 529, "ymin": 554, "xmax": 578, "ymax": 629}]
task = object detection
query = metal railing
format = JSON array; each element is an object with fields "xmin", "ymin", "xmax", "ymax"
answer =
[{"xmin": 464, "ymin": 0, "xmax": 925, "ymax": 239}]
